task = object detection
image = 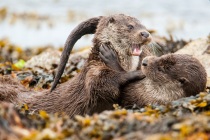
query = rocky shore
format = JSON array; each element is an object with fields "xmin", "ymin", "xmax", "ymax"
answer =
[{"xmin": 0, "ymin": 35, "xmax": 210, "ymax": 140}]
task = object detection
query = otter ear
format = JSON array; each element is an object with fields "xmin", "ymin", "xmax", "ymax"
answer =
[
  {"xmin": 109, "ymin": 17, "xmax": 115, "ymax": 23},
  {"xmin": 178, "ymin": 77, "xmax": 189, "ymax": 85}
]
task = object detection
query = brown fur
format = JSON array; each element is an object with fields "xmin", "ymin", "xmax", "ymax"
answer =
[
  {"xmin": 121, "ymin": 53, "xmax": 207, "ymax": 108},
  {"xmin": 0, "ymin": 14, "xmax": 152, "ymax": 117}
]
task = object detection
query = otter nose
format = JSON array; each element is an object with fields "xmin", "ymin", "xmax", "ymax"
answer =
[
  {"xmin": 142, "ymin": 58, "xmax": 148, "ymax": 66},
  {"xmin": 140, "ymin": 31, "xmax": 149, "ymax": 38}
]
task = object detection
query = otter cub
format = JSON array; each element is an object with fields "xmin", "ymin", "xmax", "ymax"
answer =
[{"xmin": 100, "ymin": 45, "xmax": 207, "ymax": 108}]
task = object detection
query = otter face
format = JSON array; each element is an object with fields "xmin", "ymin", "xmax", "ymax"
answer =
[
  {"xmin": 141, "ymin": 55, "xmax": 176, "ymax": 83},
  {"xmin": 95, "ymin": 14, "xmax": 152, "ymax": 56},
  {"xmin": 141, "ymin": 54, "xmax": 207, "ymax": 96}
]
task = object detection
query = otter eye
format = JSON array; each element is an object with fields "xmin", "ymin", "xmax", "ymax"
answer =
[
  {"xmin": 158, "ymin": 67, "xmax": 162, "ymax": 72},
  {"xmin": 158, "ymin": 66, "xmax": 164, "ymax": 72},
  {"xmin": 178, "ymin": 77, "xmax": 188, "ymax": 85},
  {"xmin": 127, "ymin": 25, "xmax": 134, "ymax": 30},
  {"xmin": 164, "ymin": 66, "xmax": 170, "ymax": 70}
]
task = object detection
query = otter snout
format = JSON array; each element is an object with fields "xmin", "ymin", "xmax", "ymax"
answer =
[
  {"xmin": 142, "ymin": 56, "xmax": 155, "ymax": 67},
  {"xmin": 139, "ymin": 30, "xmax": 152, "ymax": 44},
  {"xmin": 142, "ymin": 58, "xmax": 148, "ymax": 66},
  {"xmin": 140, "ymin": 31, "xmax": 150, "ymax": 38}
]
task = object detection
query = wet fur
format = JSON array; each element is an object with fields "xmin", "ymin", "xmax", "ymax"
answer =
[
  {"xmin": 98, "ymin": 45, "xmax": 207, "ymax": 108},
  {"xmin": 122, "ymin": 54, "xmax": 207, "ymax": 108},
  {"xmin": 0, "ymin": 14, "xmax": 150, "ymax": 117}
]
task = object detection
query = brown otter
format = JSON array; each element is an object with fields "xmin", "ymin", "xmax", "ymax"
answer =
[
  {"xmin": 99, "ymin": 45, "xmax": 207, "ymax": 108},
  {"xmin": 51, "ymin": 14, "xmax": 152, "ymax": 91},
  {"xmin": 0, "ymin": 14, "xmax": 153, "ymax": 117}
]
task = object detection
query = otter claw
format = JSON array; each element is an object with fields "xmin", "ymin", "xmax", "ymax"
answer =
[
  {"xmin": 99, "ymin": 52, "xmax": 108, "ymax": 63},
  {"xmin": 99, "ymin": 44, "xmax": 106, "ymax": 54}
]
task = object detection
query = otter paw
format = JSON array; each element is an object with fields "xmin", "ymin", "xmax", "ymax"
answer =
[{"xmin": 99, "ymin": 44, "xmax": 124, "ymax": 71}]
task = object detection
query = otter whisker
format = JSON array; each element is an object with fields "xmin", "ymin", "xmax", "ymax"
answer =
[{"xmin": 147, "ymin": 42, "xmax": 164, "ymax": 56}]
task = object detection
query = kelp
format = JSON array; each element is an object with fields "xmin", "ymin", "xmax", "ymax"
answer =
[
  {"xmin": 0, "ymin": 37, "xmax": 209, "ymax": 140},
  {"xmin": 0, "ymin": 91, "xmax": 210, "ymax": 140}
]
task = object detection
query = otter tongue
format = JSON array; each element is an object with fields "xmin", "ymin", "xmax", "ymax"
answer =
[{"xmin": 132, "ymin": 45, "xmax": 141, "ymax": 56}]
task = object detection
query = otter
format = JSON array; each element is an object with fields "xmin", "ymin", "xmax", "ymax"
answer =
[
  {"xmin": 0, "ymin": 14, "xmax": 153, "ymax": 117},
  {"xmin": 99, "ymin": 45, "xmax": 207, "ymax": 108},
  {"xmin": 51, "ymin": 14, "xmax": 152, "ymax": 91}
]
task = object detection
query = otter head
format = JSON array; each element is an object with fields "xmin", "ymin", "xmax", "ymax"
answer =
[
  {"xmin": 141, "ymin": 54, "xmax": 207, "ymax": 97},
  {"xmin": 51, "ymin": 14, "xmax": 153, "ymax": 91},
  {"xmin": 94, "ymin": 14, "xmax": 152, "ymax": 57}
]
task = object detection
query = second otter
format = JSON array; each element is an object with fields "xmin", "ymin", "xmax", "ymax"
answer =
[{"xmin": 99, "ymin": 45, "xmax": 207, "ymax": 108}]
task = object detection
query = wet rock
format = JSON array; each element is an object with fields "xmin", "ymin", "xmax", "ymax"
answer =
[
  {"xmin": 22, "ymin": 47, "xmax": 90, "ymax": 88},
  {"xmin": 25, "ymin": 47, "xmax": 90, "ymax": 72},
  {"xmin": 24, "ymin": 49, "xmax": 61, "ymax": 71}
]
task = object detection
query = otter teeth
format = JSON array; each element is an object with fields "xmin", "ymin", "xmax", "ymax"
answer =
[{"xmin": 132, "ymin": 44, "xmax": 141, "ymax": 56}]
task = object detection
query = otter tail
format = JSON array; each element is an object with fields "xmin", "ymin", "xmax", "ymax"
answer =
[{"xmin": 50, "ymin": 16, "xmax": 102, "ymax": 92}]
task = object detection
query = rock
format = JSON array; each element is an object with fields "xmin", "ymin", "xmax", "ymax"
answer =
[
  {"xmin": 24, "ymin": 49, "xmax": 61, "ymax": 71},
  {"xmin": 175, "ymin": 37, "xmax": 210, "ymax": 77},
  {"xmin": 25, "ymin": 48, "xmax": 90, "ymax": 71},
  {"xmin": 22, "ymin": 47, "xmax": 90, "ymax": 87}
]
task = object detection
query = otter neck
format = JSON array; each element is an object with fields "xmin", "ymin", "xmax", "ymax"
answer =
[
  {"xmin": 144, "ymin": 79, "xmax": 185, "ymax": 101},
  {"xmin": 116, "ymin": 49, "xmax": 138, "ymax": 71}
]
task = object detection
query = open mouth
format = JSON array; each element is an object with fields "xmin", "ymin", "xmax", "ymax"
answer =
[{"xmin": 131, "ymin": 44, "xmax": 142, "ymax": 56}]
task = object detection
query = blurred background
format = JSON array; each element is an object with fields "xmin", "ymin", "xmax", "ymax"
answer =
[{"xmin": 0, "ymin": 0, "xmax": 209, "ymax": 49}]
